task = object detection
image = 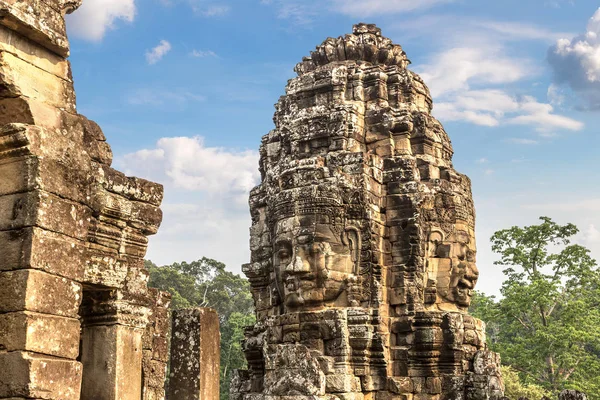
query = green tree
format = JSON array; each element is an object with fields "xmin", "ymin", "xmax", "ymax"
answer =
[
  {"xmin": 470, "ymin": 217, "xmax": 600, "ymax": 397},
  {"xmin": 501, "ymin": 366, "xmax": 552, "ymax": 400},
  {"xmin": 146, "ymin": 258, "xmax": 255, "ymax": 400}
]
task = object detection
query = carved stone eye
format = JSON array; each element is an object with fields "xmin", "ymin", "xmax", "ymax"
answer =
[{"xmin": 277, "ymin": 244, "xmax": 292, "ymax": 263}]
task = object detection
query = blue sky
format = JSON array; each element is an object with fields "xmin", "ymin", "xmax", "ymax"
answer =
[{"xmin": 66, "ymin": 0, "xmax": 600, "ymax": 295}]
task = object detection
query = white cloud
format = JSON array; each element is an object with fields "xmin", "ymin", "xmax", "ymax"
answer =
[
  {"xmin": 389, "ymin": 14, "xmax": 572, "ymax": 46},
  {"xmin": 122, "ymin": 136, "xmax": 259, "ymax": 197},
  {"xmin": 548, "ymin": 8, "xmax": 600, "ymax": 109},
  {"xmin": 330, "ymin": 0, "xmax": 454, "ymax": 16},
  {"xmin": 582, "ymin": 224, "xmax": 600, "ymax": 245},
  {"xmin": 418, "ymin": 47, "xmax": 534, "ymax": 98},
  {"xmin": 545, "ymin": 0, "xmax": 575, "ymax": 8},
  {"xmin": 190, "ymin": 50, "xmax": 218, "ymax": 58},
  {"xmin": 414, "ymin": 34, "xmax": 582, "ymax": 133},
  {"xmin": 508, "ymin": 138, "xmax": 539, "ymax": 145},
  {"xmin": 66, "ymin": 0, "xmax": 135, "ymax": 41},
  {"xmin": 433, "ymin": 90, "xmax": 583, "ymax": 132},
  {"xmin": 476, "ymin": 158, "xmax": 488, "ymax": 164},
  {"xmin": 547, "ymin": 83, "xmax": 565, "ymax": 106},
  {"xmin": 260, "ymin": 0, "xmax": 317, "ymax": 25},
  {"xmin": 473, "ymin": 21, "xmax": 573, "ymax": 42},
  {"xmin": 263, "ymin": 0, "xmax": 453, "ymax": 25},
  {"xmin": 146, "ymin": 40, "xmax": 172, "ymax": 65},
  {"xmin": 522, "ymin": 198, "xmax": 600, "ymax": 212},
  {"xmin": 119, "ymin": 137, "xmax": 260, "ymax": 271},
  {"xmin": 159, "ymin": 0, "xmax": 231, "ymax": 16},
  {"xmin": 506, "ymin": 96, "xmax": 584, "ymax": 132},
  {"xmin": 127, "ymin": 89, "xmax": 206, "ymax": 106},
  {"xmin": 198, "ymin": 5, "xmax": 230, "ymax": 16}
]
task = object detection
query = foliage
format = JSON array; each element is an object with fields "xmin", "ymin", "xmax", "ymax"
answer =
[
  {"xmin": 501, "ymin": 366, "xmax": 552, "ymax": 400},
  {"xmin": 146, "ymin": 258, "xmax": 255, "ymax": 400},
  {"xmin": 470, "ymin": 217, "xmax": 600, "ymax": 397}
]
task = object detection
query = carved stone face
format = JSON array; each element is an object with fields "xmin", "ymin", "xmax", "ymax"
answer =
[
  {"xmin": 429, "ymin": 229, "xmax": 479, "ymax": 308},
  {"xmin": 447, "ymin": 242, "xmax": 479, "ymax": 307},
  {"xmin": 272, "ymin": 214, "xmax": 359, "ymax": 310}
]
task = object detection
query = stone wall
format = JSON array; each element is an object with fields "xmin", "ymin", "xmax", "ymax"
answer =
[{"xmin": 0, "ymin": 1, "xmax": 170, "ymax": 399}]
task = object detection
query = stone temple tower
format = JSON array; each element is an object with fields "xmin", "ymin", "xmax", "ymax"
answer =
[{"xmin": 231, "ymin": 24, "xmax": 504, "ymax": 399}]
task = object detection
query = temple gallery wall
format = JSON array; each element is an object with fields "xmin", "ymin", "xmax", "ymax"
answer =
[{"xmin": 0, "ymin": 1, "xmax": 589, "ymax": 400}]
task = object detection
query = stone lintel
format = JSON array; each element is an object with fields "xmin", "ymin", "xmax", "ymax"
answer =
[{"xmin": 0, "ymin": 0, "xmax": 81, "ymax": 58}]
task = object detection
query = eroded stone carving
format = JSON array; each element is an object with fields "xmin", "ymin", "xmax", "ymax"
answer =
[{"xmin": 232, "ymin": 23, "xmax": 504, "ymax": 400}]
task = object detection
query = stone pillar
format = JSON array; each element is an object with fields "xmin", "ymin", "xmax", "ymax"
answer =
[
  {"xmin": 168, "ymin": 308, "xmax": 221, "ymax": 400},
  {"xmin": 142, "ymin": 288, "xmax": 172, "ymax": 400},
  {"xmin": 80, "ymin": 324, "xmax": 144, "ymax": 399}
]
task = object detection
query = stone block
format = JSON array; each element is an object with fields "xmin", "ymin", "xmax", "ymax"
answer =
[
  {"xmin": 152, "ymin": 335, "xmax": 170, "ymax": 363},
  {"xmin": 0, "ymin": 51, "xmax": 75, "ymax": 111},
  {"xmin": 168, "ymin": 308, "xmax": 220, "ymax": 400},
  {"xmin": 0, "ymin": 190, "xmax": 91, "ymax": 240},
  {"xmin": 326, "ymin": 374, "xmax": 361, "ymax": 393},
  {"xmin": 0, "ymin": 311, "xmax": 80, "ymax": 358},
  {"xmin": 0, "ymin": 351, "xmax": 82, "ymax": 399},
  {"xmin": 0, "ymin": 227, "xmax": 86, "ymax": 281},
  {"xmin": 388, "ymin": 377, "xmax": 412, "ymax": 394},
  {"xmin": 425, "ymin": 377, "xmax": 442, "ymax": 394},
  {"xmin": 0, "ymin": 269, "xmax": 81, "ymax": 316},
  {"xmin": 0, "ymin": 25, "xmax": 70, "ymax": 77}
]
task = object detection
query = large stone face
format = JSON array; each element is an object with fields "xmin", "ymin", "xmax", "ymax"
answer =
[
  {"xmin": 0, "ymin": 1, "xmax": 170, "ymax": 399},
  {"xmin": 233, "ymin": 24, "xmax": 503, "ymax": 400}
]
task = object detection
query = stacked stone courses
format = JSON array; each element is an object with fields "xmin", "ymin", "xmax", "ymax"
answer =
[
  {"xmin": 0, "ymin": 1, "xmax": 170, "ymax": 399},
  {"xmin": 232, "ymin": 24, "xmax": 503, "ymax": 400}
]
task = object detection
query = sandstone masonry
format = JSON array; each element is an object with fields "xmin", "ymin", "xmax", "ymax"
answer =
[{"xmin": 0, "ymin": 1, "xmax": 170, "ymax": 399}]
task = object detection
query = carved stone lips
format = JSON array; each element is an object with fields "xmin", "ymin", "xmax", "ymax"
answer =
[{"xmin": 458, "ymin": 276, "xmax": 477, "ymax": 290}]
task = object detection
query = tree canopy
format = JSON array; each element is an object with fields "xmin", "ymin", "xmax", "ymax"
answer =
[{"xmin": 470, "ymin": 217, "xmax": 600, "ymax": 397}]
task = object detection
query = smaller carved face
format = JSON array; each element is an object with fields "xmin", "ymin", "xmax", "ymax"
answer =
[
  {"xmin": 273, "ymin": 215, "xmax": 359, "ymax": 311},
  {"xmin": 429, "ymin": 230, "xmax": 479, "ymax": 308},
  {"xmin": 448, "ymin": 243, "xmax": 479, "ymax": 307}
]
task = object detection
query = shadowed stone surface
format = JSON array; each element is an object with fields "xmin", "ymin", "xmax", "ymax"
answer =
[
  {"xmin": 0, "ymin": 1, "xmax": 170, "ymax": 399},
  {"xmin": 168, "ymin": 308, "xmax": 221, "ymax": 400},
  {"xmin": 231, "ymin": 23, "xmax": 503, "ymax": 400}
]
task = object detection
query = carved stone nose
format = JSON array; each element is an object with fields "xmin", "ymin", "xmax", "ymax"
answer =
[{"xmin": 285, "ymin": 255, "xmax": 310, "ymax": 274}]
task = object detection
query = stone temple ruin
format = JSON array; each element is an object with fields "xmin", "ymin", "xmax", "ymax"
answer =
[
  {"xmin": 0, "ymin": 2, "xmax": 590, "ymax": 400},
  {"xmin": 231, "ymin": 23, "xmax": 504, "ymax": 400},
  {"xmin": 0, "ymin": 1, "xmax": 221, "ymax": 400}
]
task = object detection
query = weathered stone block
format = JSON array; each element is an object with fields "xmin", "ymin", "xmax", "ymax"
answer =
[
  {"xmin": 0, "ymin": 190, "xmax": 91, "ymax": 239},
  {"xmin": 0, "ymin": 269, "xmax": 81, "ymax": 316},
  {"xmin": 0, "ymin": 227, "xmax": 86, "ymax": 280},
  {"xmin": 0, "ymin": 1, "xmax": 73, "ymax": 57},
  {"xmin": 389, "ymin": 377, "xmax": 413, "ymax": 394},
  {"xmin": 0, "ymin": 351, "xmax": 82, "ymax": 399},
  {"xmin": 0, "ymin": 24, "xmax": 70, "ymax": 77},
  {"xmin": 0, "ymin": 311, "xmax": 80, "ymax": 358},
  {"xmin": 326, "ymin": 374, "xmax": 361, "ymax": 393},
  {"xmin": 168, "ymin": 308, "xmax": 221, "ymax": 400},
  {"xmin": 0, "ymin": 51, "xmax": 75, "ymax": 111}
]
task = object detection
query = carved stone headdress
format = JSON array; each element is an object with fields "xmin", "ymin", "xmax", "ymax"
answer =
[{"xmin": 268, "ymin": 182, "xmax": 366, "ymax": 228}]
